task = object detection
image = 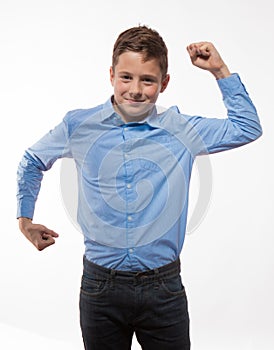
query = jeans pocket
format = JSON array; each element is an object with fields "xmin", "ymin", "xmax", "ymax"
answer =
[
  {"xmin": 161, "ymin": 274, "xmax": 185, "ymax": 296},
  {"xmin": 80, "ymin": 275, "xmax": 107, "ymax": 297}
]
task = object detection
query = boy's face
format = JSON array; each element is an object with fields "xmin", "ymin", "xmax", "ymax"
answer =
[{"xmin": 110, "ymin": 51, "xmax": 169, "ymax": 123}]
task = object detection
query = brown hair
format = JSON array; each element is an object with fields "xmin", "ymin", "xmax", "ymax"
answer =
[{"xmin": 112, "ymin": 25, "xmax": 168, "ymax": 78}]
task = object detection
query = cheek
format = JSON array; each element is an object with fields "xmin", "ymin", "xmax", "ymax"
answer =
[
  {"xmin": 114, "ymin": 81, "xmax": 127, "ymax": 94},
  {"xmin": 146, "ymin": 86, "xmax": 161, "ymax": 100}
]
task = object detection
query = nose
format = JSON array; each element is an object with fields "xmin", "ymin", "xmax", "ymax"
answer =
[{"xmin": 129, "ymin": 79, "xmax": 142, "ymax": 99}]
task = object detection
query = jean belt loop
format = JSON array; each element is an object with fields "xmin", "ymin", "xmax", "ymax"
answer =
[
  {"xmin": 110, "ymin": 269, "xmax": 116, "ymax": 289},
  {"xmin": 153, "ymin": 267, "xmax": 160, "ymax": 290}
]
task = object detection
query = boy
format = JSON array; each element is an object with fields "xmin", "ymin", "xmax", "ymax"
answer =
[{"xmin": 17, "ymin": 26, "xmax": 262, "ymax": 349}]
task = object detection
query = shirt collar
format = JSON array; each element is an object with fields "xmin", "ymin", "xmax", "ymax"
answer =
[
  {"xmin": 100, "ymin": 96, "xmax": 181, "ymax": 128},
  {"xmin": 101, "ymin": 96, "xmax": 159, "ymax": 127}
]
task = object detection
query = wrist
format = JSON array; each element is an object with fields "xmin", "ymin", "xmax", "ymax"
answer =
[
  {"xmin": 18, "ymin": 217, "xmax": 32, "ymax": 231},
  {"xmin": 211, "ymin": 65, "xmax": 231, "ymax": 80}
]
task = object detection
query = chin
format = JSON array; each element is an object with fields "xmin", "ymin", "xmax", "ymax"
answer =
[{"xmin": 122, "ymin": 102, "xmax": 153, "ymax": 116}]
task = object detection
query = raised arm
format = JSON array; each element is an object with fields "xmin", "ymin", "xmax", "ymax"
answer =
[{"xmin": 174, "ymin": 42, "xmax": 263, "ymax": 155}]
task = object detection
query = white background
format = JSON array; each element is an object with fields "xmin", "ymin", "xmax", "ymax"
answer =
[{"xmin": 1, "ymin": 0, "xmax": 273, "ymax": 349}]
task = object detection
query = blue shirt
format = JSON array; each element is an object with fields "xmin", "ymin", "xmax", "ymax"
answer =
[{"xmin": 17, "ymin": 74, "xmax": 262, "ymax": 270}]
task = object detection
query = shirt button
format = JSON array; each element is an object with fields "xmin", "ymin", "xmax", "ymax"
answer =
[
  {"xmin": 127, "ymin": 184, "xmax": 131, "ymax": 189},
  {"xmin": 129, "ymin": 248, "xmax": 134, "ymax": 254},
  {"xmin": 127, "ymin": 216, "xmax": 132, "ymax": 221},
  {"xmin": 124, "ymin": 127, "xmax": 128, "ymax": 131}
]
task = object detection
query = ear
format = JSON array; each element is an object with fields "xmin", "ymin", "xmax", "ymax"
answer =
[
  {"xmin": 109, "ymin": 66, "xmax": 115, "ymax": 86},
  {"xmin": 160, "ymin": 74, "xmax": 170, "ymax": 93}
]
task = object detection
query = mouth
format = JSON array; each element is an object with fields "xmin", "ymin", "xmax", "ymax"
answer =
[{"xmin": 125, "ymin": 98, "xmax": 146, "ymax": 105}]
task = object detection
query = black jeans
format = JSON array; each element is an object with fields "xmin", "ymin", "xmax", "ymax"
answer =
[{"xmin": 80, "ymin": 257, "xmax": 190, "ymax": 350}]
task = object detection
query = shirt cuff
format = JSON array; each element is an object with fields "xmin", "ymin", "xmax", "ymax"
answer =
[
  {"xmin": 217, "ymin": 73, "xmax": 248, "ymax": 96},
  {"xmin": 17, "ymin": 200, "xmax": 35, "ymax": 219}
]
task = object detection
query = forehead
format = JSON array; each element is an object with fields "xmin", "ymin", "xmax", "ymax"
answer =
[{"xmin": 114, "ymin": 51, "xmax": 162, "ymax": 75}]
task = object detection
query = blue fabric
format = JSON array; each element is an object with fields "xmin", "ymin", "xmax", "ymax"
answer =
[{"xmin": 17, "ymin": 74, "xmax": 262, "ymax": 270}]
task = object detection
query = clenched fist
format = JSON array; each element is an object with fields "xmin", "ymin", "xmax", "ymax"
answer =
[{"xmin": 187, "ymin": 42, "xmax": 231, "ymax": 79}]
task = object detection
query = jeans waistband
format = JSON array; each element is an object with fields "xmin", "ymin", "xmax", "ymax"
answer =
[{"xmin": 83, "ymin": 256, "xmax": 181, "ymax": 281}]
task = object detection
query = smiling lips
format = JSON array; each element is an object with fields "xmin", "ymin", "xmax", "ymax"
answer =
[{"xmin": 125, "ymin": 98, "xmax": 145, "ymax": 104}]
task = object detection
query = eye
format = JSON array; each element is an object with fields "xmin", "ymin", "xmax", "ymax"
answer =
[
  {"xmin": 120, "ymin": 75, "xmax": 132, "ymax": 81},
  {"xmin": 142, "ymin": 77, "xmax": 155, "ymax": 84}
]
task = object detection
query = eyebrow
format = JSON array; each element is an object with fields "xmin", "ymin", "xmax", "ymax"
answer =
[{"xmin": 118, "ymin": 71, "xmax": 158, "ymax": 79}]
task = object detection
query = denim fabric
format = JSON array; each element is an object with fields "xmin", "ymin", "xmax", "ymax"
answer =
[{"xmin": 80, "ymin": 256, "xmax": 190, "ymax": 349}]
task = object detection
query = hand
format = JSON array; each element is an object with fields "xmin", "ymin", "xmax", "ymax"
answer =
[
  {"xmin": 19, "ymin": 217, "xmax": 59, "ymax": 251},
  {"xmin": 186, "ymin": 42, "xmax": 231, "ymax": 79}
]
